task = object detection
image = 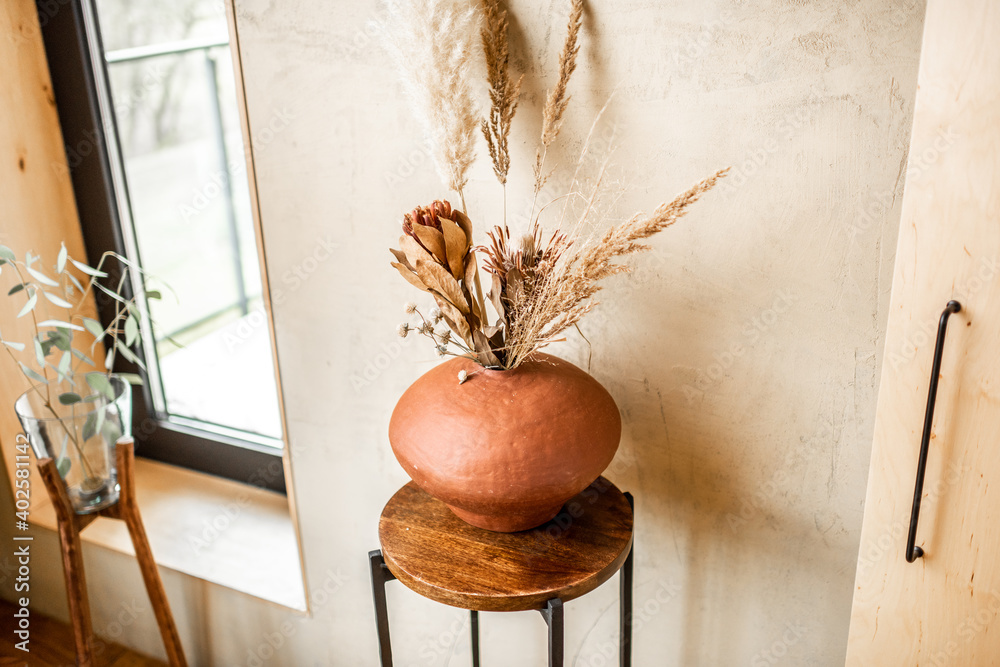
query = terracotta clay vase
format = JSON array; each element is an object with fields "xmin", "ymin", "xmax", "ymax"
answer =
[{"xmin": 388, "ymin": 352, "xmax": 622, "ymax": 532}]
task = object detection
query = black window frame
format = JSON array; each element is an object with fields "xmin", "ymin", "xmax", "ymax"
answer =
[{"xmin": 35, "ymin": 0, "xmax": 285, "ymax": 494}]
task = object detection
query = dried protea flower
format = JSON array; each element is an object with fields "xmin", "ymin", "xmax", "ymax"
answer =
[
  {"xmin": 390, "ymin": 201, "xmax": 501, "ymax": 368},
  {"xmin": 403, "ymin": 200, "xmax": 449, "ymax": 235},
  {"xmin": 390, "ymin": 200, "xmax": 485, "ymax": 345},
  {"xmin": 397, "ymin": 200, "xmax": 474, "ymax": 280}
]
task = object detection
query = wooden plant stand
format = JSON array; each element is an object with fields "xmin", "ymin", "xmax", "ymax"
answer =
[
  {"xmin": 370, "ymin": 477, "xmax": 635, "ymax": 667},
  {"xmin": 35, "ymin": 437, "xmax": 187, "ymax": 667}
]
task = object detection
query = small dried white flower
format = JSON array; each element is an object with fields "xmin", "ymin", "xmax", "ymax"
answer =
[
  {"xmin": 397, "ymin": 323, "xmax": 410, "ymax": 338},
  {"xmin": 429, "ymin": 307, "xmax": 442, "ymax": 322},
  {"xmin": 436, "ymin": 345, "xmax": 447, "ymax": 357},
  {"xmin": 458, "ymin": 370, "xmax": 468, "ymax": 384},
  {"xmin": 418, "ymin": 321, "xmax": 433, "ymax": 335},
  {"xmin": 439, "ymin": 330, "xmax": 451, "ymax": 344},
  {"xmin": 404, "ymin": 302, "xmax": 417, "ymax": 314}
]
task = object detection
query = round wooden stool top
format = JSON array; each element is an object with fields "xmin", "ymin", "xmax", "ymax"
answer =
[{"xmin": 378, "ymin": 476, "xmax": 633, "ymax": 612}]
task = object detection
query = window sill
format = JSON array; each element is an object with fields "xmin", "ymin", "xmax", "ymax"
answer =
[{"xmin": 30, "ymin": 456, "xmax": 307, "ymax": 611}]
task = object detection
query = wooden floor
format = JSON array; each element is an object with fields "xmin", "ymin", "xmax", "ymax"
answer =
[{"xmin": 0, "ymin": 598, "xmax": 165, "ymax": 667}]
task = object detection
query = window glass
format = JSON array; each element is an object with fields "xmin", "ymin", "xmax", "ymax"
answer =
[{"xmin": 93, "ymin": 0, "xmax": 282, "ymax": 443}]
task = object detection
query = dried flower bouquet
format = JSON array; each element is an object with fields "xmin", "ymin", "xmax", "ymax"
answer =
[{"xmin": 386, "ymin": 0, "xmax": 728, "ymax": 370}]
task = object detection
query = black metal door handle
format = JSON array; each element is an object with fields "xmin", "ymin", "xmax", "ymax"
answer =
[{"xmin": 906, "ymin": 300, "xmax": 962, "ymax": 563}]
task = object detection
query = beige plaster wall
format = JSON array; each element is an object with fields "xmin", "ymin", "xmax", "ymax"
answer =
[{"xmin": 3, "ymin": 0, "xmax": 927, "ymax": 664}]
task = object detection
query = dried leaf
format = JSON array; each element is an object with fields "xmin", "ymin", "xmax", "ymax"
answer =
[
  {"xmin": 464, "ymin": 249, "xmax": 484, "ymax": 322},
  {"xmin": 440, "ymin": 217, "xmax": 469, "ymax": 279},
  {"xmin": 416, "ymin": 259, "xmax": 470, "ymax": 314},
  {"xmin": 400, "ymin": 234, "xmax": 432, "ymax": 268},
  {"xmin": 411, "ymin": 225, "xmax": 448, "ymax": 266},
  {"xmin": 486, "ymin": 325, "xmax": 506, "ymax": 351},
  {"xmin": 472, "ymin": 330, "xmax": 502, "ymax": 367},
  {"xmin": 453, "ymin": 210, "xmax": 473, "ymax": 242},
  {"xmin": 390, "ymin": 247, "xmax": 415, "ymax": 271},
  {"xmin": 483, "ymin": 324, "xmax": 503, "ymax": 339},
  {"xmin": 489, "ymin": 273, "xmax": 506, "ymax": 324},
  {"xmin": 435, "ymin": 297, "xmax": 473, "ymax": 346},
  {"xmin": 391, "ymin": 262, "xmax": 429, "ymax": 291}
]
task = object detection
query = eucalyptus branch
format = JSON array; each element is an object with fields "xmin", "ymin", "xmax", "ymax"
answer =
[
  {"xmin": 1, "ymin": 244, "xmax": 165, "ymax": 482},
  {"xmin": 7, "ymin": 260, "xmax": 52, "ymax": 402}
]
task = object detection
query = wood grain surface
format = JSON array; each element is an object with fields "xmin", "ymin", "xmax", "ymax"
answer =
[
  {"xmin": 845, "ymin": 0, "xmax": 1000, "ymax": 663},
  {"xmin": 0, "ymin": 597, "xmax": 166, "ymax": 666},
  {"xmin": 35, "ymin": 440, "xmax": 187, "ymax": 666},
  {"xmin": 379, "ymin": 476, "xmax": 633, "ymax": 612}
]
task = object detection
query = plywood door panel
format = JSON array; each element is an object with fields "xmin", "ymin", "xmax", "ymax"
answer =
[
  {"xmin": 0, "ymin": 0, "xmax": 101, "ymax": 510},
  {"xmin": 846, "ymin": 0, "xmax": 1000, "ymax": 664}
]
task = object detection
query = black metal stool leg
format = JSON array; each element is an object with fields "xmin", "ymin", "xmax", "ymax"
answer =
[
  {"xmin": 369, "ymin": 550, "xmax": 396, "ymax": 667},
  {"xmin": 470, "ymin": 610, "xmax": 480, "ymax": 667},
  {"xmin": 540, "ymin": 598, "xmax": 564, "ymax": 667},
  {"xmin": 621, "ymin": 492, "xmax": 634, "ymax": 667}
]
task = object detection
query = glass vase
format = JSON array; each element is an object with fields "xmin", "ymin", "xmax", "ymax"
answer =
[{"xmin": 15, "ymin": 373, "xmax": 132, "ymax": 514}]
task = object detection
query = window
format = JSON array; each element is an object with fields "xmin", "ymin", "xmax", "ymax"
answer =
[{"xmin": 38, "ymin": 0, "xmax": 286, "ymax": 492}]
